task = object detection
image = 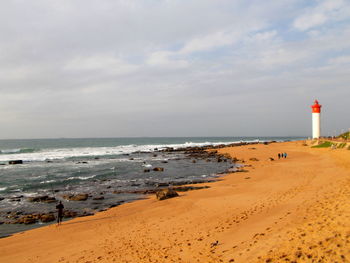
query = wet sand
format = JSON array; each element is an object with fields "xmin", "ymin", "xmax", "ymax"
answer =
[{"xmin": 0, "ymin": 140, "xmax": 349, "ymax": 263}]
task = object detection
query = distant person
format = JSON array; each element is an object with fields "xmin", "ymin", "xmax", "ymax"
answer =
[
  {"xmin": 278, "ymin": 153, "xmax": 281, "ymax": 159},
  {"xmin": 56, "ymin": 201, "xmax": 64, "ymax": 225},
  {"xmin": 284, "ymin": 152, "xmax": 287, "ymax": 158}
]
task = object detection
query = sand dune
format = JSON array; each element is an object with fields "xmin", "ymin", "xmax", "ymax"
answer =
[{"xmin": 0, "ymin": 141, "xmax": 349, "ymax": 263}]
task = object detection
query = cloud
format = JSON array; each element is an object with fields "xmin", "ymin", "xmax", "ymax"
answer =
[
  {"xmin": 0, "ymin": 0, "xmax": 349, "ymax": 138},
  {"xmin": 64, "ymin": 55, "xmax": 138, "ymax": 75},
  {"xmin": 293, "ymin": 0, "xmax": 350, "ymax": 31}
]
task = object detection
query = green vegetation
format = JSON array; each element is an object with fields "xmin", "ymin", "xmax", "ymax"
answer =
[
  {"xmin": 311, "ymin": 141, "xmax": 334, "ymax": 148},
  {"xmin": 338, "ymin": 131, "xmax": 350, "ymax": 140},
  {"xmin": 337, "ymin": 143, "xmax": 346, "ymax": 149}
]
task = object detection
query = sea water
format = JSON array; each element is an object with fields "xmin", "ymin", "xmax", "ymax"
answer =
[{"xmin": 0, "ymin": 137, "xmax": 304, "ymax": 237}]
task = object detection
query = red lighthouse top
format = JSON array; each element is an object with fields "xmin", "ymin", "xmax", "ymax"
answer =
[{"xmin": 311, "ymin": 100, "xmax": 321, "ymax": 113}]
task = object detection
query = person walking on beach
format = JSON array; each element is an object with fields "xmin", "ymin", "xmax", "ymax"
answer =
[
  {"xmin": 284, "ymin": 152, "xmax": 287, "ymax": 158},
  {"xmin": 56, "ymin": 201, "xmax": 64, "ymax": 225},
  {"xmin": 278, "ymin": 153, "xmax": 281, "ymax": 159}
]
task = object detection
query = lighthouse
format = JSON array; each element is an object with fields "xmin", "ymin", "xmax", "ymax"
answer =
[{"xmin": 311, "ymin": 100, "xmax": 322, "ymax": 139}]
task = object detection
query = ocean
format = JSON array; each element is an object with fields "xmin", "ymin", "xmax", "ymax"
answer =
[{"xmin": 0, "ymin": 136, "xmax": 304, "ymax": 237}]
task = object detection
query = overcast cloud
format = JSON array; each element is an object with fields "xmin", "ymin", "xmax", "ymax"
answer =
[{"xmin": 0, "ymin": 0, "xmax": 349, "ymax": 139}]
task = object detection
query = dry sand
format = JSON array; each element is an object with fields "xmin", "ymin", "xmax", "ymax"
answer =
[{"xmin": 0, "ymin": 141, "xmax": 349, "ymax": 263}]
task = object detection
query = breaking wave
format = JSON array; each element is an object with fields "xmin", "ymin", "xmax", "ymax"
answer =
[{"xmin": 0, "ymin": 140, "xmax": 260, "ymax": 162}]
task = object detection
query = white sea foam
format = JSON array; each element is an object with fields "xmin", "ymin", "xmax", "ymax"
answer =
[
  {"xmin": 0, "ymin": 148, "xmax": 21, "ymax": 154},
  {"xmin": 0, "ymin": 140, "xmax": 259, "ymax": 162},
  {"xmin": 66, "ymin": 175, "xmax": 96, "ymax": 181},
  {"xmin": 0, "ymin": 187, "xmax": 7, "ymax": 191},
  {"xmin": 39, "ymin": 180, "xmax": 57, "ymax": 184}
]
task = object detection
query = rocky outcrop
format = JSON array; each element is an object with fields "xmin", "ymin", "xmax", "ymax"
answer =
[
  {"xmin": 172, "ymin": 186, "xmax": 210, "ymax": 192},
  {"xmin": 8, "ymin": 160, "xmax": 23, "ymax": 165},
  {"xmin": 40, "ymin": 214, "xmax": 55, "ymax": 223},
  {"xmin": 153, "ymin": 167, "xmax": 164, "ymax": 172},
  {"xmin": 63, "ymin": 210, "xmax": 78, "ymax": 218},
  {"xmin": 62, "ymin": 193, "xmax": 88, "ymax": 201},
  {"xmin": 92, "ymin": 196, "xmax": 104, "ymax": 200},
  {"xmin": 27, "ymin": 195, "xmax": 56, "ymax": 203},
  {"xmin": 156, "ymin": 188, "xmax": 179, "ymax": 200}
]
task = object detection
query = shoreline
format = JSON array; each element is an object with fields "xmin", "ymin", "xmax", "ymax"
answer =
[
  {"xmin": 0, "ymin": 140, "xmax": 349, "ymax": 262},
  {"xmin": 0, "ymin": 141, "xmax": 263, "ymax": 238}
]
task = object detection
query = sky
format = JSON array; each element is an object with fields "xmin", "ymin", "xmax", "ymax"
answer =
[{"xmin": 0, "ymin": 0, "xmax": 349, "ymax": 139}]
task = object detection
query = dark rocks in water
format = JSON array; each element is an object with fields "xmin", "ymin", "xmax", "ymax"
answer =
[
  {"xmin": 0, "ymin": 221, "xmax": 4, "ymax": 225},
  {"xmin": 62, "ymin": 193, "xmax": 88, "ymax": 201},
  {"xmin": 161, "ymin": 160, "xmax": 168, "ymax": 163},
  {"xmin": 15, "ymin": 215, "xmax": 38, "ymax": 224},
  {"xmin": 153, "ymin": 154, "xmax": 158, "ymax": 157},
  {"xmin": 109, "ymin": 201, "xmax": 124, "ymax": 208},
  {"xmin": 153, "ymin": 167, "xmax": 164, "ymax": 172},
  {"xmin": 0, "ymin": 197, "xmax": 4, "ymax": 201},
  {"xmin": 172, "ymin": 186, "xmax": 210, "ymax": 192},
  {"xmin": 156, "ymin": 188, "xmax": 179, "ymax": 200},
  {"xmin": 144, "ymin": 169, "xmax": 151, "ymax": 173},
  {"xmin": 76, "ymin": 161, "xmax": 88, "ymax": 164},
  {"xmin": 9, "ymin": 196, "xmax": 22, "ymax": 202},
  {"xmin": 27, "ymin": 195, "xmax": 56, "ymax": 203},
  {"xmin": 156, "ymin": 182, "xmax": 169, "ymax": 187},
  {"xmin": 63, "ymin": 210, "xmax": 78, "ymax": 218},
  {"xmin": 192, "ymin": 160, "xmax": 196, "ymax": 163},
  {"xmin": 129, "ymin": 158, "xmax": 134, "ymax": 160},
  {"xmin": 79, "ymin": 212, "xmax": 94, "ymax": 217},
  {"xmin": 92, "ymin": 196, "xmax": 104, "ymax": 200},
  {"xmin": 8, "ymin": 160, "xmax": 23, "ymax": 165},
  {"xmin": 40, "ymin": 214, "xmax": 55, "ymax": 223}
]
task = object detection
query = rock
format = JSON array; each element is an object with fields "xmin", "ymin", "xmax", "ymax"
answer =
[
  {"xmin": 9, "ymin": 198, "xmax": 21, "ymax": 202},
  {"xmin": 0, "ymin": 197, "xmax": 4, "ymax": 201},
  {"xmin": 27, "ymin": 195, "xmax": 56, "ymax": 203},
  {"xmin": 16, "ymin": 215, "xmax": 37, "ymax": 224},
  {"xmin": 92, "ymin": 196, "xmax": 104, "ymax": 200},
  {"xmin": 40, "ymin": 214, "xmax": 56, "ymax": 223},
  {"xmin": 156, "ymin": 188, "xmax": 179, "ymax": 201},
  {"xmin": 173, "ymin": 186, "xmax": 210, "ymax": 192},
  {"xmin": 161, "ymin": 160, "xmax": 168, "ymax": 163},
  {"xmin": 249, "ymin": 158, "xmax": 259, "ymax": 161},
  {"xmin": 144, "ymin": 169, "xmax": 151, "ymax": 172},
  {"xmin": 153, "ymin": 167, "xmax": 164, "ymax": 172},
  {"xmin": 63, "ymin": 210, "xmax": 78, "ymax": 218},
  {"xmin": 192, "ymin": 160, "xmax": 196, "ymax": 163},
  {"xmin": 8, "ymin": 160, "xmax": 23, "ymax": 165},
  {"xmin": 62, "ymin": 193, "xmax": 88, "ymax": 201},
  {"xmin": 156, "ymin": 182, "xmax": 169, "ymax": 187}
]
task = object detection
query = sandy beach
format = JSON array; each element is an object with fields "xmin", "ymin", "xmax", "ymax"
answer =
[{"xmin": 1, "ymin": 140, "xmax": 349, "ymax": 263}]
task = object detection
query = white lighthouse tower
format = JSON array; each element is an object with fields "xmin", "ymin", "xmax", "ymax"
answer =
[{"xmin": 311, "ymin": 100, "xmax": 322, "ymax": 139}]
